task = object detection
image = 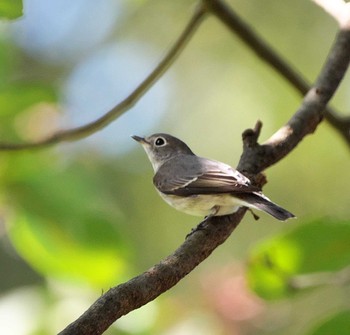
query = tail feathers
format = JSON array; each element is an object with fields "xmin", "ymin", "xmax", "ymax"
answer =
[{"xmin": 236, "ymin": 192, "xmax": 295, "ymax": 221}]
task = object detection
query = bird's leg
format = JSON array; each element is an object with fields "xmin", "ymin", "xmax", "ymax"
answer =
[
  {"xmin": 186, "ymin": 206, "xmax": 220, "ymax": 238},
  {"xmin": 196, "ymin": 215, "xmax": 212, "ymax": 230},
  {"xmin": 248, "ymin": 208, "xmax": 260, "ymax": 221}
]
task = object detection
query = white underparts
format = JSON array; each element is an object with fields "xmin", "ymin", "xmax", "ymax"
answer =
[{"xmin": 157, "ymin": 191, "xmax": 254, "ymax": 217}]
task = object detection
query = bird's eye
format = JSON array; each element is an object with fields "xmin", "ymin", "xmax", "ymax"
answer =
[{"xmin": 155, "ymin": 137, "xmax": 166, "ymax": 146}]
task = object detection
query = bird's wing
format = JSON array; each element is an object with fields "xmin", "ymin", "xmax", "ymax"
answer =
[{"xmin": 153, "ymin": 156, "xmax": 259, "ymax": 196}]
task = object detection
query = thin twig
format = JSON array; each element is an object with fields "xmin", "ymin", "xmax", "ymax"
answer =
[
  {"xmin": 0, "ymin": 4, "xmax": 207, "ymax": 151},
  {"xmin": 205, "ymin": 0, "xmax": 350, "ymax": 148},
  {"xmin": 289, "ymin": 265, "xmax": 350, "ymax": 290}
]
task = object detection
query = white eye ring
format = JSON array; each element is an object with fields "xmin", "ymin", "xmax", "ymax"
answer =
[{"xmin": 155, "ymin": 137, "xmax": 166, "ymax": 147}]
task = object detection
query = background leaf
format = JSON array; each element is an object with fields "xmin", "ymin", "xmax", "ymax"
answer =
[
  {"xmin": 5, "ymin": 155, "xmax": 131, "ymax": 287},
  {"xmin": 0, "ymin": 0, "xmax": 23, "ymax": 19},
  {"xmin": 306, "ymin": 311, "xmax": 350, "ymax": 335},
  {"xmin": 247, "ymin": 219, "xmax": 350, "ymax": 300}
]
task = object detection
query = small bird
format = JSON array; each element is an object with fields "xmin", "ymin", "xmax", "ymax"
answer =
[{"xmin": 132, "ymin": 133, "xmax": 295, "ymax": 222}]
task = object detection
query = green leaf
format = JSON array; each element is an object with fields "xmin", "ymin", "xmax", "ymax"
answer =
[
  {"xmin": 4, "ymin": 156, "xmax": 132, "ymax": 287},
  {"xmin": 0, "ymin": 0, "xmax": 23, "ymax": 19},
  {"xmin": 247, "ymin": 219, "xmax": 350, "ymax": 300},
  {"xmin": 0, "ymin": 82, "xmax": 57, "ymax": 141},
  {"xmin": 0, "ymin": 83, "xmax": 56, "ymax": 117},
  {"xmin": 0, "ymin": 40, "xmax": 17, "ymax": 79},
  {"xmin": 9, "ymin": 213, "xmax": 128, "ymax": 287},
  {"xmin": 306, "ymin": 310, "xmax": 350, "ymax": 335}
]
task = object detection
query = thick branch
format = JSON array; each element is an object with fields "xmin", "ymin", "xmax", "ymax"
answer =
[
  {"xmin": 58, "ymin": 211, "xmax": 245, "ymax": 335},
  {"xmin": 205, "ymin": 0, "xmax": 350, "ymax": 148},
  {"xmin": 59, "ymin": 4, "xmax": 350, "ymax": 333},
  {"xmin": 238, "ymin": 28, "xmax": 350, "ymax": 173},
  {"xmin": 0, "ymin": 4, "xmax": 206, "ymax": 151}
]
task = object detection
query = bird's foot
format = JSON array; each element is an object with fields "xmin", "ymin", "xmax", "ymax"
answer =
[{"xmin": 186, "ymin": 216, "xmax": 211, "ymax": 239}]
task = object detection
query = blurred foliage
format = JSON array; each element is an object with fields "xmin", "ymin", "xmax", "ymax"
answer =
[
  {"xmin": 247, "ymin": 219, "xmax": 350, "ymax": 300},
  {"xmin": 0, "ymin": 0, "xmax": 22, "ymax": 19},
  {"xmin": 0, "ymin": 1, "xmax": 349, "ymax": 335},
  {"xmin": 306, "ymin": 310, "xmax": 350, "ymax": 335},
  {"xmin": 6, "ymin": 155, "xmax": 130, "ymax": 287}
]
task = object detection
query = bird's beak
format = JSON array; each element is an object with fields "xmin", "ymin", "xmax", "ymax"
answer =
[{"xmin": 132, "ymin": 135, "xmax": 148, "ymax": 144}]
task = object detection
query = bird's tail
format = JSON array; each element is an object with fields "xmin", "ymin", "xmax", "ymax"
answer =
[{"xmin": 235, "ymin": 192, "xmax": 295, "ymax": 221}]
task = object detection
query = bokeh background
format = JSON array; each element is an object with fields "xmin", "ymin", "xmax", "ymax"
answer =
[{"xmin": 1, "ymin": 0, "xmax": 350, "ymax": 334}]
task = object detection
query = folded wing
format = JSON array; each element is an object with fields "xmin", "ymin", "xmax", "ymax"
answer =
[{"xmin": 154, "ymin": 155, "xmax": 259, "ymax": 196}]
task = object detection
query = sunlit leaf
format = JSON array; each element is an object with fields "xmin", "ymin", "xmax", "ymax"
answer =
[
  {"xmin": 0, "ymin": 0, "xmax": 23, "ymax": 19},
  {"xmin": 306, "ymin": 310, "xmax": 350, "ymax": 335},
  {"xmin": 0, "ymin": 83, "xmax": 57, "ymax": 141},
  {"xmin": 4, "ymin": 155, "xmax": 132, "ymax": 287},
  {"xmin": 0, "ymin": 83, "xmax": 56, "ymax": 117},
  {"xmin": 0, "ymin": 41, "xmax": 16, "ymax": 80},
  {"xmin": 8, "ymin": 212, "xmax": 128, "ymax": 288},
  {"xmin": 247, "ymin": 219, "xmax": 350, "ymax": 300}
]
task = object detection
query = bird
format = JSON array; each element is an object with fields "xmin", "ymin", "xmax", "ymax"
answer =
[{"xmin": 132, "ymin": 133, "xmax": 295, "ymax": 222}]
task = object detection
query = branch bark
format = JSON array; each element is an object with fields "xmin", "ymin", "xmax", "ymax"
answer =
[
  {"xmin": 239, "ymin": 27, "xmax": 350, "ymax": 174},
  {"xmin": 59, "ymin": 2, "xmax": 350, "ymax": 333},
  {"xmin": 205, "ymin": 0, "xmax": 350, "ymax": 148},
  {"xmin": 58, "ymin": 211, "xmax": 245, "ymax": 335}
]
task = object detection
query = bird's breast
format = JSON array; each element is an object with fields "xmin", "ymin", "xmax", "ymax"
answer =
[{"xmin": 156, "ymin": 191, "xmax": 249, "ymax": 217}]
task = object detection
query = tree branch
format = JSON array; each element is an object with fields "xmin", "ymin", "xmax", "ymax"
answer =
[
  {"xmin": 0, "ymin": 4, "xmax": 206, "ymax": 151},
  {"xmin": 59, "ymin": 2, "xmax": 350, "ymax": 333},
  {"xmin": 247, "ymin": 27, "xmax": 350, "ymax": 172},
  {"xmin": 3, "ymin": 0, "xmax": 350, "ymax": 151},
  {"xmin": 58, "ymin": 211, "xmax": 246, "ymax": 335},
  {"xmin": 204, "ymin": 0, "xmax": 350, "ymax": 148}
]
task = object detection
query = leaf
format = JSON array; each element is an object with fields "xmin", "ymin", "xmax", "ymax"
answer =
[
  {"xmin": 4, "ymin": 156, "xmax": 132, "ymax": 287},
  {"xmin": 306, "ymin": 310, "xmax": 350, "ymax": 335},
  {"xmin": 246, "ymin": 219, "xmax": 350, "ymax": 300},
  {"xmin": 0, "ymin": 83, "xmax": 56, "ymax": 117},
  {"xmin": 0, "ymin": 82, "xmax": 57, "ymax": 141},
  {"xmin": 0, "ymin": 41, "xmax": 17, "ymax": 79},
  {"xmin": 0, "ymin": 0, "xmax": 23, "ymax": 19},
  {"xmin": 9, "ymin": 213, "xmax": 128, "ymax": 287}
]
